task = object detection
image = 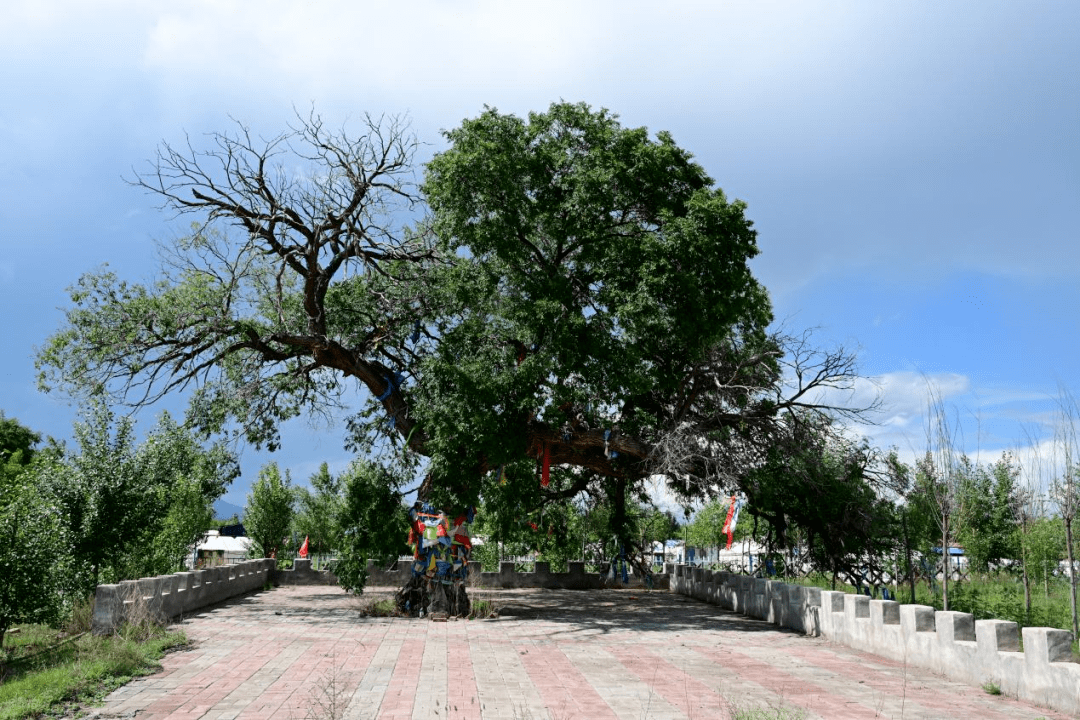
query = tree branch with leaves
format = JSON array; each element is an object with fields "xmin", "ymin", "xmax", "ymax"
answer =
[{"xmin": 37, "ymin": 102, "xmax": 881, "ymax": 595}]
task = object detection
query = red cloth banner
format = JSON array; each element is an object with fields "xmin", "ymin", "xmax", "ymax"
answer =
[
  {"xmin": 298, "ymin": 536, "xmax": 309, "ymax": 558},
  {"xmin": 721, "ymin": 496, "xmax": 737, "ymax": 550}
]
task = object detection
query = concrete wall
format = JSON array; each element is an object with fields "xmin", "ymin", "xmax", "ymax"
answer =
[
  {"xmin": 92, "ymin": 559, "xmax": 275, "ymax": 634},
  {"xmin": 275, "ymin": 558, "xmax": 669, "ymax": 590},
  {"xmin": 670, "ymin": 565, "xmax": 1080, "ymax": 717}
]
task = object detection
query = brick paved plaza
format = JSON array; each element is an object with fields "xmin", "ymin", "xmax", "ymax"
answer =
[{"xmin": 89, "ymin": 585, "xmax": 1072, "ymax": 720}]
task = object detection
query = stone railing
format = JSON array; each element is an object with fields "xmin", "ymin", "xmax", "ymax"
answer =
[
  {"xmin": 671, "ymin": 565, "xmax": 1080, "ymax": 717},
  {"xmin": 276, "ymin": 558, "xmax": 668, "ymax": 590},
  {"xmin": 92, "ymin": 559, "xmax": 275, "ymax": 634}
]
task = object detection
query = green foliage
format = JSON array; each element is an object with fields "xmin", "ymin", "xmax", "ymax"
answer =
[
  {"xmin": 687, "ymin": 497, "xmax": 746, "ymax": 554},
  {"xmin": 741, "ymin": 417, "xmax": 901, "ymax": 580},
  {"xmin": 0, "ymin": 412, "xmax": 40, "ymax": 469},
  {"xmin": 0, "ymin": 414, "xmax": 41, "ymax": 518},
  {"xmin": 332, "ymin": 460, "xmax": 410, "ymax": 594},
  {"xmin": 0, "ymin": 468, "xmax": 64, "ymax": 649},
  {"xmin": 1024, "ymin": 516, "xmax": 1067, "ymax": 590},
  {"xmin": 470, "ymin": 481, "xmax": 677, "ymax": 575},
  {"xmin": 121, "ymin": 412, "xmax": 236, "ymax": 578},
  {"xmin": 37, "ymin": 402, "xmax": 148, "ymax": 596},
  {"xmin": 467, "ymin": 465, "xmax": 600, "ymax": 572},
  {"xmin": 357, "ymin": 597, "xmax": 400, "ymax": 617},
  {"xmin": 293, "ymin": 463, "xmax": 344, "ymax": 559},
  {"xmin": 138, "ymin": 476, "xmax": 215, "ymax": 576},
  {"xmin": 134, "ymin": 410, "xmax": 238, "ymax": 507},
  {"xmin": 0, "ymin": 407, "xmax": 233, "ymax": 647},
  {"xmin": 634, "ymin": 504, "xmax": 680, "ymax": 557},
  {"xmin": 33, "ymin": 104, "xmax": 876, "ymax": 581},
  {"xmin": 418, "ymin": 101, "xmax": 772, "ymax": 497},
  {"xmin": 32, "ymin": 405, "xmax": 236, "ymax": 597},
  {"xmin": 958, "ymin": 453, "xmax": 1020, "ymax": 572},
  {"xmin": 899, "ymin": 454, "xmax": 938, "ymax": 556},
  {"xmin": 244, "ymin": 463, "xmax": 295, "ymax": 559},
  {"xmin": 729, "ymin": 706, "xmax": 807, "ymax": 720}
]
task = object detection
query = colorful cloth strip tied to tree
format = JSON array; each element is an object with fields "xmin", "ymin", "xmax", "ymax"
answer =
[{"xmin": 407, "ymin": 503, "xmax": 474, "ymax": 584}]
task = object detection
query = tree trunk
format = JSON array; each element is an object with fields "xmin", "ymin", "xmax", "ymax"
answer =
[
  {"xmin": 611, "ymin": 478, "xmax": 630, "ymax": 581},
  {"xmin": 395, "ymin": 574, "xmax": 471, "ymax": 618},
  {"xmin": 1020, "ymin": 531, "xmax": 1032, "ymax": 616},
  {"xmin": 1066, "ymin": 517, "xmax": 1078, "ymax": 639},
  {"xmin": 397, "ymin": 499, "xmax": 475, "ymax": 619},
  {"xmin": 902, "ymin": 510, "xmax": 916, "ymax": 604},
  {"xmin": 941, "ymin": 517, "xmax": 950, "ymax": 611}
]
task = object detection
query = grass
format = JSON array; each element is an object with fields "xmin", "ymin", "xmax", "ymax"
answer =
[
  {"xmin": 0, "ymin": 623, "xmax": 186, "ymax": 720},
  {"xmin": 982, "ymin": 680, "xmax": 1002, "ymax": 695},
  {"xmin": 357, "ymin": 597, "xmax": 400, "ymax": 617},
  {"xmin": 469, "ymin": 598, "xmax": 499, "ymax": 618},
  {"xmin": 724, "ymin": 697, "xmax": 808, "ymax": 720},
  {"xmin": 729, "ymin": 708, "xmax": 808, "ymax": 720},
  {"xmin": 0, "ymin": 596, "xmax": 187, "ymax": 720}
]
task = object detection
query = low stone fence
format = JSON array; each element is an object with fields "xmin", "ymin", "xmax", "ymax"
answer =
[
  {"xmin": 276, "ymin": 558, "xmax": 668, "ymax": 590},
  {"xmin": 92, "ymin": 559, "xmax": 275, "ymax": 634},
  {"xmin": 671, "ymin": 565, "xmax": 1080, "ymax": 717}
]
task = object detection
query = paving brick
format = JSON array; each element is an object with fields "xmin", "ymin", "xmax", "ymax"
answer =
[{"xmin": 88, "ymin": 585, "xmax": 1073, "ymax": 720}]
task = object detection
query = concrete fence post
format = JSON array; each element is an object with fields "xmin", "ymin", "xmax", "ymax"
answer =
[{"xmin": 668, "ymin": 571, "xmax": 1080, "ymax": 717}]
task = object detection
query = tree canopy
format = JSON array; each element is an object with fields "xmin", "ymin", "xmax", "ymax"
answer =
[
  {"xmin": 36, "ymin": 102, "xmax": 874, "ymax": 573},
  {"xmin": 243, "ymin": 463, "xmax": 295, "ymax": 559}
]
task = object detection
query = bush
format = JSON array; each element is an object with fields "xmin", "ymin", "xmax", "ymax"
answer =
[{"xmin": 0, "ymin": 482, "xmax": 64, "ymax": 649}]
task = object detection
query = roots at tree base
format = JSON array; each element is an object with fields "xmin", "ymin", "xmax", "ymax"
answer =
[{"xmin": 395, "ymin": 574, "xmax": 471, "ymax": 617}]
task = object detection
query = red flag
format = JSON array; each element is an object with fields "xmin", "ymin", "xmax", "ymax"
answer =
[
  {"xmin": 721, "ymin": 495, "xmax": 737, "ymax": 550},
  {"xmin": 298, "ymin": 536, "xmax": 309, "ymax": 558}
]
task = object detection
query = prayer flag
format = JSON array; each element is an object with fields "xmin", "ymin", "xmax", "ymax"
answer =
[
  {"xmin": 722, "ymin": 496, "xmax": 745, "ymax": 550},
  {"xmin": 721, "ymin": 496, "xmax": 737, "ymax": 550}
]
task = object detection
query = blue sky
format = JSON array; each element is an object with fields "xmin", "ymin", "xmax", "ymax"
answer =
[{"xmin": 2, "ymin": 1, "xmax": 1077, "ymax": 510}]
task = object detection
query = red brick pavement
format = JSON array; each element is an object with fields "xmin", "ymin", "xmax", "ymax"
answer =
[{"xmin": 85, "ymin": 585, "xmax": 1073, "ymax": 720}]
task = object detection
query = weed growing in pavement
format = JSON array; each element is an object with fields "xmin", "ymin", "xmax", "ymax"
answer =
[
  {"xmin": 723, "ymin": 694, "xmax": 808, "ymax": 720},
  {"xmin": 982, "ymin": 680, "xmax": 1002, "ymax": 695},
  {"xmin": 357, "ymin": 597, "xmax": 401, "ymax": 617},
  {"xmin": 465, "ymin": 567, "xmax": 501, "ymax": 619},
  {"xmin": 727, "ymin": 704, "xmax": 808, "ymax": 720},
  {"xmin": 468, "ymin": 597, "xmax": 499, "ymax": 619},
  {"xmin": 302, "ymin": 655, "xmax": 351, "ymax": 720}
]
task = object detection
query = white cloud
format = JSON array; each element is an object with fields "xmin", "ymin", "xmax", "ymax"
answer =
[
  {"xmin": 643, "ymin": 475, "xmax": 697, "ymax": 519},
  {"xmin": 4, "ymin": 0, "xmax": 1077, "ymax": 511}
]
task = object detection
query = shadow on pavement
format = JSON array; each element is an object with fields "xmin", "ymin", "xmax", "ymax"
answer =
[{"xmin": 179, "ymin": 585, "xmax": 800, "ymax": 640}]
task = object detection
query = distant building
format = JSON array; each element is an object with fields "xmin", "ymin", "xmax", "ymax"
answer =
[{"xmin": 186, "ymin": 530, "xmax": 252, "ymax": 569}]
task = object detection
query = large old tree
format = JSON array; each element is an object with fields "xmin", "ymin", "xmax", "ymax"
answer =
[{"xmin": 38, "ymin": 103, "xmax": 880, "ymax": 600}]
